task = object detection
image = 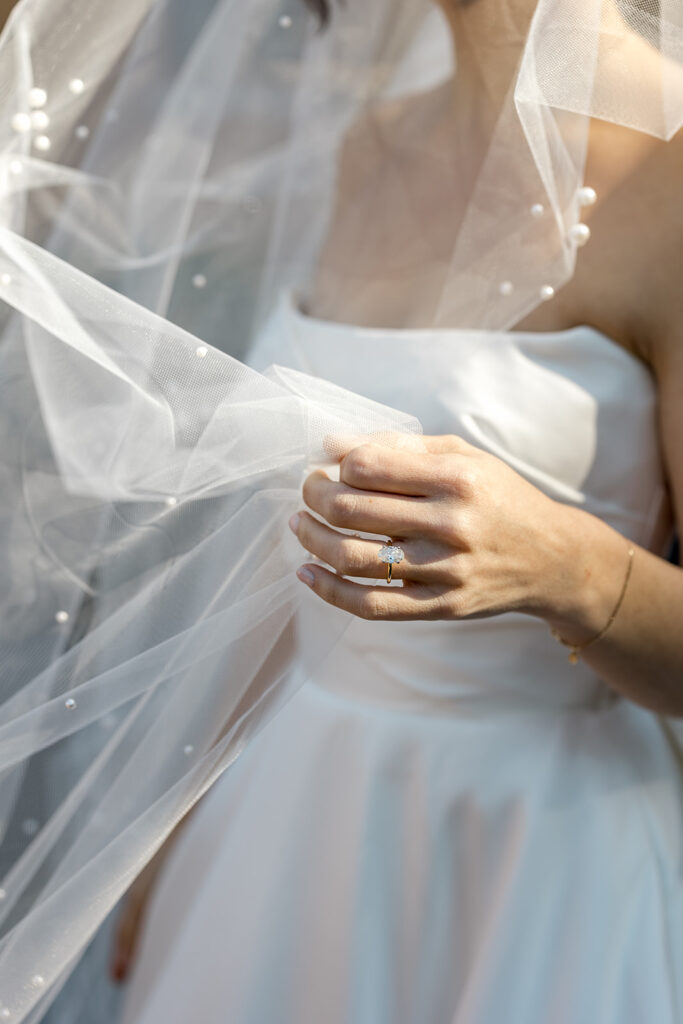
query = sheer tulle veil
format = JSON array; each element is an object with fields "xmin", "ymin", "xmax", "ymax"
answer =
[{"xmin": 0, "ymin": 0, "xmax": 680, "ymax": 1019}]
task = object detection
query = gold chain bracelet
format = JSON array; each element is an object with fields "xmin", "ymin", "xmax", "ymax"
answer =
[{"xmin": 551, "ymin": 544, "xmax": 635, "ymax": 665}]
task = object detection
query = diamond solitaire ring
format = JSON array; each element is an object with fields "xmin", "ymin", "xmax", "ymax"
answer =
[{"xmin": 378, "ymin": 543, "xmax": 405, "ymax": 584}]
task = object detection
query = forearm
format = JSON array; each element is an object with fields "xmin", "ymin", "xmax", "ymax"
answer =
[{"xmin": 540, "ymin": 505, "xmax": 683, "ymax": 716}]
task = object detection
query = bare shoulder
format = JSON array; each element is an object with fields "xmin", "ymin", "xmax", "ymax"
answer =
[
  {"xmin": 570, "ymin": 114, "xmax": 683, "ymax": 365},
  {"xmin": 635, "ymin": 125, "xmax": 683, "ymax": 358},
  {"xmin": 643, "ymin": 127, "xmax": 683, "ymax": 534},
  {"xmin": 598, "ymin": 28, "xmax": 683, "ymax": 356}
]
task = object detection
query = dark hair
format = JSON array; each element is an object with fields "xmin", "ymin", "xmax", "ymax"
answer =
[{"xmin": 301, "ymin": 0, "xmax": 331, "ymax": 26}]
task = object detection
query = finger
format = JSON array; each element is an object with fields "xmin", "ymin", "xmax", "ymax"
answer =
[
  {"xmin": 295, "ymin": 563, "xmax": 448, "ymax": 620},
  {"xmin": 323, "ymin": 431, "xmax": 428, "ymax": 461},
  {"xmin": 328, "ymin": 433, "xmax": 473, "ymax": 458},
  {"xmin": 290, "ymin": 511, "xmax": 452, "ymax": 582},
  {"xmin": 302, "ymin": 471, "xmax": 428, "ymax": 537},
  {"xmin": 339, "ymin": 443, "xmax": 444, "ymax": 497}
]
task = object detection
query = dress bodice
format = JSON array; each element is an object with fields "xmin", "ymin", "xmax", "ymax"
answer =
[
  {"xmin": 126, "ymin": 298, "xmax": 683, "ymax": 1024},
  {"xmin": 252, "ymin": 295, "xmax": 668, "ymax": 714}
]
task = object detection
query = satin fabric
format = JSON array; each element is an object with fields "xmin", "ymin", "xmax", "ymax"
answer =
[{"xmin": 121, "ymin": 298, "xmax": 683, "ymax": 1024}]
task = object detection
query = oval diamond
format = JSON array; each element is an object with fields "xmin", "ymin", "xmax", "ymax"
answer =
[{"xmin": 378, "ymin": 544, "xmax": 404, "ymax": 565}]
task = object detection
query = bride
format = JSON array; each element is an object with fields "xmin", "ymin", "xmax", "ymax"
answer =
[{"xmin": 97, "ymin": 1, "xmax": 683, "ymax": 1022}]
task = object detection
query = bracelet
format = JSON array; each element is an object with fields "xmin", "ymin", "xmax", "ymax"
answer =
[{"xmin": 551, "ymin": 544, "xmax": 635, "ymax": 664}]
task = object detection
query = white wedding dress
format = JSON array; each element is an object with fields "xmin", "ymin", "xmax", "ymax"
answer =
[{"xmin": 121, "ymin": 296, "xmax": 683, "ymax": 1024}]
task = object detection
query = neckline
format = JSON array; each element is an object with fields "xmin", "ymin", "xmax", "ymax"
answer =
[{"xmin": 286, "ymin": 293, "xmax": 649, "ymax": 376}]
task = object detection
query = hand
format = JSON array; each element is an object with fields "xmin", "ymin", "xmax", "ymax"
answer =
[{"xmin": 289, "ymin": 435, "xmax": 578, "ymax": 623}]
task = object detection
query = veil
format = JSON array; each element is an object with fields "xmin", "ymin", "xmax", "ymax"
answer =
[{"xmin": 0, "ymin": 0, "xmax": 681, "ymax": 1019}]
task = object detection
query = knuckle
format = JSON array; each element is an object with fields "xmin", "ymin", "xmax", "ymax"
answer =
[
  {"xmin": 447, "ymin": 433, "xmax": 473, "ymax": 455},
  {"xmin": 359, "ymin": 590, "xmax": 390, "ymax": 620},
  {"xmin": 342, "ymin": 445, "xmax": 378, "ymax": 485},
  {"xmin": 453, "ymin": 515, "xmax": 473, "ymax": 547},
  {"xmin": 432, "ymin": 511, "xmax": 460, "ymax": 545},
  {"xmin": 444, "ymin": 555, "xmax": 467, "ymax": 589},
  {"xmin": 338, "ymin": 538, "xmax": 366, "ymax": 574},
  {"xmin": 434, "ymin": 510, "xmax": 474, "ymax": 549},
  {"xmin": 436, "ymin": 456, "xmax": 478, "ymax": 499},
  {"xmin": 327, "ymin": 491, "xmax": 359, "ymax": 526},
  {"xmin": 443, "ymin": 589, "xmax": 467, "ymax": 619},
  {"xmin": 453, "ymin": 463, "xmax": 479, "ymax": 498},
  {"xmin": 325, "ymin": 583, "xmax": 347, "ymax": 610},
  {"xmin": 450, "ymin": 552, "xmax": 473, "ymax": 585}
]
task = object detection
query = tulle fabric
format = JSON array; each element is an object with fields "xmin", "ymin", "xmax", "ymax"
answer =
[{"xmin": 0, "ymin": 0, "xmax": 681, "ymax": 1019}]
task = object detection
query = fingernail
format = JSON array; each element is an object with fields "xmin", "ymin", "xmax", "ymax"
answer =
[
  {"xmin": 296, "ymin": 566, "xmax": 315, "ymax": 587},
  {"xmin": 288, "ymin": 513, "xmax": 300, "ymax": 534}
]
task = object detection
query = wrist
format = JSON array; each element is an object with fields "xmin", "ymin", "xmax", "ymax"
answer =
[{"xmin": 531, "ymin": 503, "xmax": 630, "ymax": 644}]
